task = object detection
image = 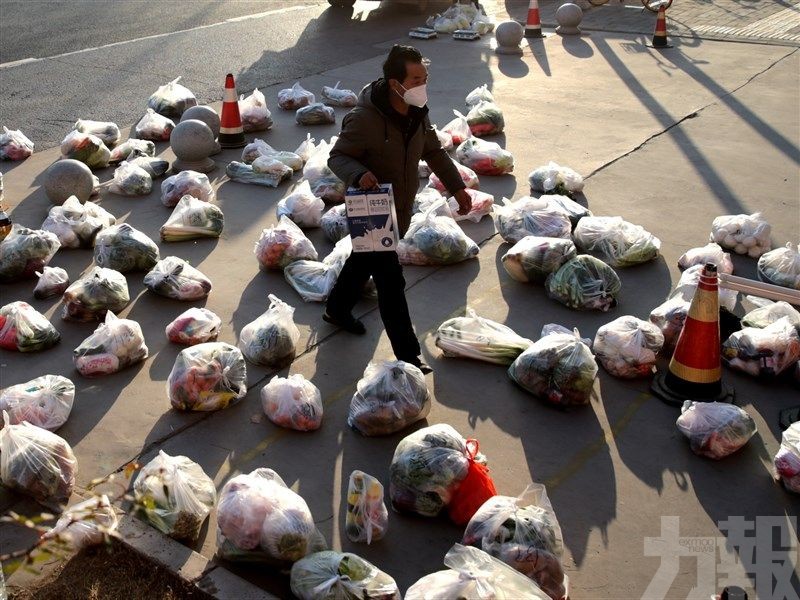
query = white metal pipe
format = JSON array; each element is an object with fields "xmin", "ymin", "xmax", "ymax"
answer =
[{"xmin": 718, "ymin": 273, "xmax": 800, "ymax": 306}]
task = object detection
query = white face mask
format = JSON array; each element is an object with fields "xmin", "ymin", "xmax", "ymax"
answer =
[{"xmin": 397, "ymin": 83, "xmax": 428, "ymax": 108}]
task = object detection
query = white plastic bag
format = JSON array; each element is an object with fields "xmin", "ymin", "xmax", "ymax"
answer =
[
  {"xmin": 400, "ymin": 201, "xmax": 479, "ymax": 266},
  {"xmin": 320, "ymin": 204, "xmax": 349, "ymax": 242},
  {"xmin": 456, "ymin": 137, "xmax": 514, "ymax": 176},
  {"xmin": 147, "ymin": 76, "xmax": 197, "ymax": 118},
  {"xmin": 303, "ymin": 139, "xmax": 346, "ymax": 203},
  {"xmin": 0, "ymin": 126, "xmax": 34, "ymax": 160},
  {"xmin": 450, "ymin": 188, "xmax": 494, "ymax": 223},
  {"xmin": 278, "ymin": 82, "xmax": 315, "ymax": 110},
  {"xmin": 60, "ymin": 130, "xmax": 111, "ymax": 169},
  {"xmin": 109, "ymin": 139, "xmax": 155, "ymax": 163},
  {"xmin": 242, "ymin": 139, "xmax": 303, "ymax": 171},
  {"xmin": 62, "ymin": 266, "xmax": 129, "ymax": 322},
  {"xmin": 93, "ymin": 223, "xmax": 160, "ymax": 272},
  {"xmin": 774, "ymin": 422, "xmax": 800, "ymax": 494},
  {"xmin": 161, "ymin": 170, "xmax": 215, "ymax": 207},
  {"xmin": 260, "ymin": 374, "xmax": 323, "ymax": 432},
  {"xmin": 144, "ymin": 256, "xmax": 212, "ymax": 300},
  {"xmin": 296, "ymin": 103, "xmax": 336, "ymax": 126},
  {"xmin": 674, "ymin": 264, "xmax": 738, "ymax": 312},
  {"xmin": 543, "ymin": 194, "xmax": 592, "ymax": 228},
  {"xmin": 255, "ymin": 215, "xmax": 318, "ymax": 270},
  {"xmin": 0, "ymin": 224, "xmax": 61, "ymax": 283},
  {"xmin": 345, "ymin": 470, "xmax": 388, "ymax": 544},
  {"xmin": 418, "ymin": 159, "xmax": 432, "ymax": 179},
  {"xmin": 168, "ymin": 342, "xmax": 247, "ymax": 411},
  {"xmin": 528, "ymin": 161, "xmax": 584, "ymax": 196},
  {"xmin": 466, "ymin": 100, "xmax": 504, "ymax": 137},
  {"xmin": 465, "ymin": 84, "xmax": 495, "ymax": 108},
  {"xmin": 125, "ymin": 151, "xmax": 169, "ymax": 178},
  {"xmin": 677, "ymin": 242, "xmax": 734, "ymax": 274},
  {"xmin": 73, "ymin": 311, "xmax": 148, "ymax": 377},
  {"xmin": 284, "ymin": 237, "xmax": 351, "ymax": 303},
  {"xmin": 741, "ymin": 300, "xmax": 800, "ymax": 331},
  {"xmin": 546, "ymin": 255, "xmax": 621, "ymax": 312},
  {"xmin": 0, "ymin": 301, "xmax": 60, "ymax": 353},
  {"xmin": 290, "ymin": 551, "xmax": 399, "ymax": 600},
  {"xmin": 277, "ymin": 180, "xmax": 325, "ymax": 228},
  {"xmin": 441, "ymin": 110, "xmax": 471, "ymax": 145},
  {"xmin": 166, "ymin": 307, "xmax": 222, "ymax": 346},
  {"xmin": 710, "ymin": 212, "xmax": 772, "ymax": 257},
  {"xmin": 436, "ymin": 308, "xmax": 532, "ymax": 365},
  {"xmin": 0, "ymin": 375, "xmax": 74, "ymax": 431},
  {"xmin": 226, "ymin": 159, "xmax": 292, "ymax": 188},
  {"xmin": 42, "ymin": 495, "xmax": 118, "ymax": 549},
  {"xmin": 722, "ymin": 317, "xmax": 800, "ymax": 377},
  {"xmin": 239, "ymin": 294, "xmax": 300, "ymax": 368},
  {"xmin": 41, "ymin": 196, "xmax": 115, "ymax": 249},
  {"xmin": 541, "ymin": 323, "xmax": 593, "ymax": 348},
  {"xmin": 493, "ymin": 196, "xmax": 572, "ymax": 244},
  {"xmin": 758, "ymin": 242, "xmax": 800, "ymax": 290},
  {"xmin": 109, "ymin": 161, "xmax": 153, "ymax": 196},
  {"xmin": 321, "ymin": 81, "xmax": 358, "ymax": 107},
  {"xmin": 294, "ymin": 133, "xmax": 317, "ymax": 165},
  {"xmin": 593, "ymin": 315, "xmax": 665, "ymax": 378},
  {"xmin": 238, "ymin": 88, "xmax": 273, "ymax": 132},
  {"xmin": 73, "ymin": 119, "xmax": 121, "ymax": 147},
  {"xmin": 573, "ymin": 216, "xmax": 661, "ymax": 267},
  {"xmin": 160, "ymin": 194, "xmax": 224, "ymax": 242},
  {"xmin": 133, "ymin": 108, "xmax": 175, "ymax": 141},
  {"xmin": 34, "ymin": 266, "xmax": 70, "ymax": 300},
  {"xmin": 676, "ymin": 401, "xmax": 757, "ymax": 459},
  {"xmin": 433, "ymin": 124, "xmax": 453, "ymax": 150},
  {"xmin": 502, "ymin": 236, "xmax": 577, "ymax": 284}
]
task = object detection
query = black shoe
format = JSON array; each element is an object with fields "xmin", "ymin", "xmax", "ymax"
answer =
[
  {"xmin": 407, "ymin": 357, "xmax": 433, "ymax": 374},
  {"xmin": 323, "ymin": 311, "xmax": 366, "ymax": 335}
]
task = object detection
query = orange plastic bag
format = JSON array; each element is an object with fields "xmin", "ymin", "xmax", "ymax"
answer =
[{"xmin": 448, "ymin": 439, "xmax": 497, "ymax": 525}]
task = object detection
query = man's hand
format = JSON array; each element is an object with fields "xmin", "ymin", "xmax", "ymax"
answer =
[
  {"xmin": 452, "ymin": 188, "xmax": 472, "ymax": 216},
  {"xmin": 358, "ymin": 171, "xmax": 380, "ymax": 190}
]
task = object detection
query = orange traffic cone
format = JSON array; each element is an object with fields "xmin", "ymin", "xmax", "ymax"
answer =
[
  {"xmin": 219, "ymin": 73, "xmax": 245, "ymax": 148},
  {"xmin": 651, "ymin": 263, "xmax": 735, "ymax": 406},
  {"xmin": 524, "ymin": 0, "xmax": 543, "ymax": 38},
  {"xmin": 651, "ymin": 6, "xmax": 670, "ymax": 48}
]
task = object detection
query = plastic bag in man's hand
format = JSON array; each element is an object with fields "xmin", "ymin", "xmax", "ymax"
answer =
[
  {"xmin": 345, "ymin": 470, "xmax": 388, "ymax": 544},
  {"xmin": 261, "ymin": 374, "xmax": 323, "ymax": 432},
  {"xmin": 168, "ymin": 342, "xmax": 247, "ymax": 411},
  {"xmin": 0, "ymin": 375, "xmax": 74, "ymax": 431}
]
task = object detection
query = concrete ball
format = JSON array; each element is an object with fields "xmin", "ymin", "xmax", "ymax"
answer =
[
  {"xmin": 181, "ymin": 105, "xmax": 221, "ymax": 139},
  {"xmin": 43, "ymin": 159, "xmax": 95, "ymax": 205},
  {"xmin": 556, "ymin": 3, "xmax": 584, "ymax": 28},
  {"xmin": 495, "ymin": 20, "xmax": 525, "ymax": 47},
  {"xmin": 170, "ymin": 120, "xmax": 216, "ymax": 162}
]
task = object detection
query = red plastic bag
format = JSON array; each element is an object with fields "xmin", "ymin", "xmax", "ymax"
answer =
[{"xmin": 449, "ymin": 439, "xmax": 497, "ymax": 525}]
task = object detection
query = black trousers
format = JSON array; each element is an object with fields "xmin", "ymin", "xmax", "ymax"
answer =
[{"xmin": 326, "ymin": 251, "xmax": 421, "ymax": 362}]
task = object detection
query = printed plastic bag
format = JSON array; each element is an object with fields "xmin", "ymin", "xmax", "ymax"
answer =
[
  {"xmin": 574, "ymin": 216, "xmax": 661, "ymax": 267},
  {"xmin": 321, "ymin": 81, "xmax": 358, "ymax": 107},
  {"xmin": 168, "ymin": 342, "xmax": 247, "ymax": 411},
  {"xmin": 296, "ymin": 103, "xmax": 336, "ymax": 126},
  {"xmin": 73, "ymin": 311, "xmax": 148, "ymax": 377},
  {"xmin": 62, "ymin": 266, "xmax": 130, "ymax": 322},
  {"xmin": 134, "ymin": 450, "xmax": 216, "ymax": 542},
  {"xmin": 42, "ymin": 495, "xmax": 118, "ymax": 549},
  {"xmin": 676, "ymin": 401, "xmax": 757, "ymax": 459},
  {"xmin": 508, "ymin": 330, "xmax": 598, "ymax": 406},
  {"xmin": 160, "ymin": 195, "xmax": 224, "ymax": 242},
  {"xmin": 239, "ymin": 294, "xmax": 300, "ymax": 368},
  {"xmin": 677, "ymin": 242, "xmax": 734, "ymax": 274},
  {"xmin": 466, "ymin": 101, "xmax": 504, "ymax": 137},
  {"xmin": 345, "ymin": 470, "xmax": 388, "ymax": 544},
  {"xmin": 441, "ymin": 110, "xmax": 472, "ymax": 145},
  {"xmin": 0, "ymin": 225, "xmax": 61, "ymax": 283},
  {"xmin": 545, "ymin": 255, "xmax": 621, "ymax": 312},
  {"xmin": 463, "ymin": 484, "xmax": 567, "ymax": 600},
  {"xmin": 0, "ymin": 411, "xmax": 77, "ymax": 508},
  {"xmin": 161, "ymin": 170, "xmax": 215, "ymax": 207},
  {"xmin": 255, "ymin": 216, "xmax": 318, "ymax": 270},
  {"xmin": 528, "ymin": 162, "xmax": 584, "ymax": 197},
  {"xmin": 226, "ymin": 160, "xmax": 292, "ymax": 188},
  {"xmin": 94, "ymin": 223, "xmax": 159, "ymax": 272},
  {"xmin": 34, "ymin": 266, "xmax": 70, "ymax": 300},
  {"xmin": 304, "ymin": 139, "xmax": 346, "ymax": 203},
  {"xmin": 741, "ymin": 300, "xmax": 800, "ymax": 331},
  {"xmin": 277, "ymin": 180, "xmax": 325, "ymax": 228},
  {"xmin": 543, "ymin": 194, "xmax": 592, "ymax": 229},
  {"xmin": 133, "ymin": 108, "xmax": 175, "ymax": 141},
  {"xmin": 400, "ymin": 201, "xmax": 479, "ymax": 266},
  {"xmin": 0, "ymin": 375, "xmax": 74, "ymax": 431},
  {"xmin": 722, "ymin": 317, "xmax": 800, "ymax": 377},
  {"xmin": 320, "ymin": 204, "xmax": 349, "ymax": 242},
  {"xmin": 284, "ymin": 237, "xmax": 351, "ymax": 303},
  {"xmin": 405, "ymin": 544, "xmax": 550, "ymax": 600},
  {"xmin": 41, "ymin": 196, "xmax": 115, "ymax": 249},
  {"xmin": 0, "ymin": 127, "xmax": 34, "ymax": 160},
  {"xmin": 774, "ymin": 422, "xmax": 800, "ymax": 493},
  {"xmin": 758, "ymin": 243, "xmax": 800, "ymax": 290},
  {"xmin": 710, "ymin": 212, "xmax": 771, "ymax": 257},
  {"xmin": 148, "ymin": 76, "xmax": 197, "ymax": 118},
  {"xmin": 502, "ymin": 236, "xmax": 577, "ymax": 284},
  {"xmin": 433, "ymin": 125, "xmax": 453, "ymax": 150},
  {"xmin": 294, "ymin": 133, "xmax": 318, "ymax": 165},
  {"xmin": 348, "ymin": 360, "xmax": 431, "ymax": 437},
  {"xmin": 109, "ymin": 161, "xmax": 153, "ymax": 196},
  {"xmin": 0, "ymin": 301, "xmax": 60, "ymax": 352},
  {"xmin": 144, "ymin": 256, "xmax": 212, "ymax": 300},
  {"xmin": 239, "ymin": 88, "xmax": 273, "ymax": 132},
  {"xmin": 465, "ymin": 84, "xmax": 495, "ymax": 108},
  {"xmin": 456, "ymin": 137, "xmax": 513, "ymax": 176},
  {"xmin": 278, "ymin": 82, "xmax": 316, "ymax": 110},
  {"xmin": 261, "ymin": 374, "xmax": 323, "ymax": 432},
  {"xmin": 125, "ymin": 151, "xmax": 170, "ymax": 178},
  {"xmin": 436, "ymin": 308, "xmax": 532, "ymax": 365},
  {"xmin": 73, "ymin": 119, "xmax": 120, "ymax": 147},
  {"xmin": 166, "ymin": 307, "xmax": 222, "ymax": 346},
  {"xmin": 109, "ymin": 139, "xmax": 155, "ymax": 163},
  {"xmin": 593, "ymin": 315, "xmax": 664, "ymax": 378},
  {"xmin": 494, "ymin": 196, "xmax": 572, "ymax": 244},
  {"xmin": 290, "ymin": 551, "xmax": 400, "ymax": 600}
]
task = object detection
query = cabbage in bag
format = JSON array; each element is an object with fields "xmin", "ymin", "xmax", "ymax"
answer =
[
  {"xmin": 758, "ymin": 243, "xmax": 800, "ymax": 290},
  {"xmin": 160, "ymin": 195, "xmax": 224, "ymax": 242},
  {"xmin": 399, "ymin": 201, "xmax": 479, "ymax": 266},
  {"xmin": 573, "ymin": 216, "xmax": 661, "ymax": 268},
  {"xmin": 161, "ymin": 170, "xmax": 215, "ymax": 207},
  {"xmin": 546, "ymin": 255, "xmax": 621, "ymax": 312}
]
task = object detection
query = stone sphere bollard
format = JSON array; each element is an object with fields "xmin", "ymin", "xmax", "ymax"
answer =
[
  {"xmin": 181, "ymin": 105, "xmax": 222, "ymax": 155},
  {"xmin": 556, "ymin": 3, "xmax": 583, "ymax": 36},
  {"xmin": 43, "ymin": 159, "xmax": 95, "ymax": 205},
  {"xmin": 495, "ymin": 20, "xmax": 525, "ymax": 55},
  {"xmin": 170, "ymin": 119, "xmax": 217, "ymax": 173}
]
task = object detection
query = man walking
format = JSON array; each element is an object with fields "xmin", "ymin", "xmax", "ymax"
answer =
[{"xmin": 323, "ymin": 44, "xmax": 471, "ymax": 374}]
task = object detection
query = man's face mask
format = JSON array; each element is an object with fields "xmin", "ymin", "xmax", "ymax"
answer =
[{"xmin": 396, "ymin": 82, "xmax": 428, "ymax": 108}]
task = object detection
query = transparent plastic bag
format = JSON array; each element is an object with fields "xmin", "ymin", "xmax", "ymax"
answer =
[
  {"xmin": 427, "ymin": 7, "xmax": 471, "ymax": 32},
  {"xmin": 676, "ymin": 401, "xmax": 757, "ymax": 460},
  {"xmin": 677, "ymin": 242, "xmax": 733, "ymax": 274},
  {"xmin": 242, "ymin": 139, "xmax": 303, "ymax": 171},
  {"xmin": 722, "ymin": 317, "xmax": 800, "ymax": 377},
  {"xmin": 0, "ymin": 127, "xmax": 34, "ymax": 160},
  {"xmin": 166, "ymin": 307, "xmax": 222, "ymax": 345},
  {"xmin": 405, "ymin": 544, "xmax": 550, "ymax": 600},
  {"xmin": 348, "ymin": 360, "xmax": 431, "ymax": 437},
  {"xmin": 226, "ymin": 159, "xmax": 292, "ymax": 188},
  {"xmin": 34, "ymin": 266, "xmax": 70, "ymax": 300},
  {"xmin": 573, "ymin": 216, "xmax": 661, "ymax": 267},
  {"xmin": 0, "ymin": 375, "xmax": 74, "ymax": 431},
  {"xmin": 456, "ymin": 137, "xmax": 513, "ymax": 176},
  {"xmin": 109, "ymin": 139, "xmax": 155, "ymax": 164},
  {"xmin": 433, "ymin": 125, "xmax": 453, "ymax": 151},
  {"xmin": 465, "ymin": 84, "xmax": 495, "ymax": 108},
  {"xmin": 321, "ymin": 81, "xmax": 358, "ymax": 107},
  {"xmin": 502, "ymin": 236, "xmax": 577, "ymax": 284},
  {"xmin": 134, "ymin": 450, "xmax": 216, "ymax": 542},
  {"xmin": 545, "ymin": 255, "xmax": 621, "ymax": 312},
  {"xmin": 239, "ymin": 88, "xmax": 273, "ymax": 132},
  {"xmin": 296, "ymin": 103, "xmax": 336, "ymax": 126},
  {"xmin": 160, "ymin": 195, "xmax": 224, "ymax": 242},
  {"xmin": 710, "ymin": 212, "xmax": 772, "ymax": 258},
  {"xmin": 0, "ymin": 411, "xmax": 77, "ymax": 508},
  {"xmin": 239, "ymin": 294, "xmax": 300, "ymax": 368},
  {"xmin": 277, "ymin": 180, "xmax": 325, "ymax": 228},
  {"xmin": 541, "ymin": 324, "xmax": 593, "ymax": 348},
  {"xmin": 41, "ymin": 195, "xmax": 114, "ymax": 249},
  {"xmin": 133, "ymin": 108, "xmax": 175, "ymax": 141},
  {"xmin": 284, "ymin": 237, "xmax": 351, "ymax": 303},
  {"xmin": 774, "ymin": 422, "xmax": 800, "ymax": 493},
  {"xmin": 290, "ymin": 551, "xmax": 400, "ymax": 600},
  {"xmin": 109, "ymin": 161, "xmax": 153, "ymax": 196},
  {"xmin": 508, "ymin": 331, "xmax": 598, "ymax": 406},
  {"xmin": 758, "ymin": 242, "xmax": 800, "ymax": 290},
  {"xmin": 528, "ymin": 162, "xmax": 584, "ymax": 197},
  {"xmin": 593, "ymin": 315, "xmax": 664, "ymax": 378},
  {"xmin": 494, "ymin": 196, "xmax": 572, "ymax": 245},
  {"xmin": 125, "ymin": 151, "xmax": 169, "ymax": 178},
  {"xmin": 304, "ymin": 139, "xmax": 346, "ymax": 203},
  {"xmin": 450, "ymin": 188, "xmax": 494, "ymax": 223},
  {"xmin": 161, "ymin": 170, "xmax": 215, "ymax": 207},
  {"xmin": 42, "ymin": 494, "xmax": 118, "ymax": 549},
  {"xmin": 294, "ymin": 133, "xmax": 318, "ymax": 165},
  {"xmin": 168, "ymin": 342, "xmax": 247, "ymax": 411},
  {"xmin": 674, "ymin": 265, "xmax": 737, "ymax": 312},
  {"xmin": 144, "ymin": 256, "xmax": 212, "ymax": 300},
  {"xmin": 741, "ymin": 300, "xmax": 800, "ymax": 331},
  {"xmin": 147, "ymin": 76, "xmax": 197, "ymax": 119},
  {"xmin": 542, "ymin": 194, "xmax": 592, "ymax": 229},
  {"xmin": 436, "ymin": 308, "xmax": 532, "ymax": 365},
  {"xmin": 62, "ymin": 266, "xmax": 130, "ymax": 322},
  {"xmin": 413, "ymin": 188, "xmax": 446, "ymax": 216},
  {"xmin": 73, "ymin": 119, "xmax": 120, "ymax": 147},
  {"xmin": 463, "ymin": 484, "xmax": 566, "ymax": 600},
  {"xmin": 441, "ymin": 110, "xmax": 472, "ymax": 145},
  {"xmin": 255, "ymin": 216, "xmax": 318, "ymax": 270},
  {"xmin": 73, "ymin": 311, "xmax": 148, "ymax": 377},
  {"xmin": 0, "ymin": 224, "xmax": 61, "ymax": 283},
  {"xmin": 466, "ymin": 101, "xmax": 504, "ymax": 137},
  {"xmin": 278, "ymin": 82, "xmax": 316, "ymax": 110},
  {"xmin": 94, "ymin": 223, "xmax": 159, "ymax": 272},
  {"xmin": 0, "ymin": 301, "xmax": 60, "ymax": 352},
  {"xmin": 400, "ymin": 201, "xmax": 479, "ymax": 266},
  {"xmin": 59, "ymin": 131, "xmax": 111, "ymax": 169},
  {"xmin": 320, "ymin": 204, "xmax": 349, "ymax": 242},
  {"xmin": 261, "ymin": 374, "xmax": 323, "ymax": 432},
  {"xmin": 345, "ymin": 470, "xmax": 387, "ymax": 544}
]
